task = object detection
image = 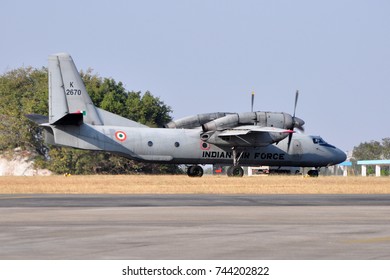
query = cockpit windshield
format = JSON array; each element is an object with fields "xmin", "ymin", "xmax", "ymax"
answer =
[
  {"xmin": 311, "ymin": 136, "xmax": 335, "ymax": 148},
  {"xmin": 312, "ymin": 137, "xmax": 327, "ymax": 144}
]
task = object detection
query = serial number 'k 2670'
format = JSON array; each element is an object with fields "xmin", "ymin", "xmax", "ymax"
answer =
[{"xmin": 66, "ymin": 89, "xmax": 82, "ymax": 95}]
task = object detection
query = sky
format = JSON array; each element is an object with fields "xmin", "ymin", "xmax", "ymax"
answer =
[{"xmin": 1, "ymin": 0, "xmax": 390, "ymax": 153}]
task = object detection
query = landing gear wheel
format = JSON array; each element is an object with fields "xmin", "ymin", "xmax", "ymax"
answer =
[
  {"xmin": 227, "ymin": 166, "xmax": 244, "ymax": 177},
  {"xmin": 307, "ymin": 169, "xmax": 319, "ymax": 177},
  {"xmin": 187, "ymin": 165, "xmax": 204, "ymax": 177}
]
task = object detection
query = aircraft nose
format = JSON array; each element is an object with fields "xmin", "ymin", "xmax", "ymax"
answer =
[{"xmin": 333, "ymin": 147, "xmax": 347, "ymax": 165}]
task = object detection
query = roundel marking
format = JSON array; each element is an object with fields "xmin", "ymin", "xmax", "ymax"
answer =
[{"xmin": 115, "ymin": 131, "xmax": 127, "ymax": 142}]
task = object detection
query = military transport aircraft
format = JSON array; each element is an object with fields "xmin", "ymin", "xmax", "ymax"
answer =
[{"xmin": 27, "ymin": 53, "xmax": 346, "ymax": 177}]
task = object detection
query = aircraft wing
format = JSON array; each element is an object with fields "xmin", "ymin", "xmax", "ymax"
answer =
[{"xmin": 218, "ymin": 126, "xmax": 293, "ymax": 137}]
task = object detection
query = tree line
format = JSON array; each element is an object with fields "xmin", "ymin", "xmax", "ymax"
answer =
[
  {"xmin": 0, "ymin": 66, "xmax": 182, "ymax": 174},
  {"xmin": 351, "ymin": 138, "xmax": 390, "ymax": 175}
]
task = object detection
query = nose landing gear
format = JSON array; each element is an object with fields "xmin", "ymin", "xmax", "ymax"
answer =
[{"xmin": 307, "ymin": 168, "xmax": 319, "ymax": 177}]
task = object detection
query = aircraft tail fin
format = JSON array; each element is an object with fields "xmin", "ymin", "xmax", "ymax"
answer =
[{"xmin": 48, "ymin": 53, "xmax": 103, "ymax": 125}]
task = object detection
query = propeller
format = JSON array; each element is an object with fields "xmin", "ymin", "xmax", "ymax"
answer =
[
  {"xmin": 251, "ymin": 91, "xmax": 255, "ymax": 113},
  {"xmin": 251, "ymin": 91, "xmax": 258, "ymax": 125},
  {"xmin": 287, "ymin": 90, "xmax": 305, "ymax": 152}
]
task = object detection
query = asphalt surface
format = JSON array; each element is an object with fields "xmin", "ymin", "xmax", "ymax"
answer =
[
  {"xmin": 1, "ymin": 194, "xmax": 390, "ymax": 259},
  {"xmin": 2, "ymin": 193, "xmax": 390, "ymax": 207}
]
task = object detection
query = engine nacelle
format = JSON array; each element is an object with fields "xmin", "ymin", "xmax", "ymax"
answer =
[
  {"xmin": 256, "ymin": 112, "xmax": 294, "ymax": 130},
  {"xmin": 202, "ymin": 112, "xmax": 294, "ymax": 131},
  {"xmin": 202, "ymin": 114, "xmax": 240, "ymax": 131},
  {"xmin": 164, "ymin": 112, "xmax": 231, "ymax": 129}
]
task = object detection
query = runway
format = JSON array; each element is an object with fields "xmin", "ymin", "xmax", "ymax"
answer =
[{"xmin": 1, "ymin": 194, "xmax": 390, "ymax": 259}]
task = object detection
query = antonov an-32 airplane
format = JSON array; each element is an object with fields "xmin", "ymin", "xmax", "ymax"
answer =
[{"xmin": 27, "ymin": 53, "xmax": 346, "ymax": 177}]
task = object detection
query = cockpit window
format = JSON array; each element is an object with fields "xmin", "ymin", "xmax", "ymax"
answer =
[
  {"xmin": 311, "ymin": 136, "xmax": 335, "ymax": 148},
  {"xmin": 312, "ymin": 137, "xmax": 326, "ymax": 145}
]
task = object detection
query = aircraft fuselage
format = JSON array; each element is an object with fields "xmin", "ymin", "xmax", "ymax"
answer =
[{"xmin": 47, "ymin": 124, "xmax": 346, "ymax": 168}]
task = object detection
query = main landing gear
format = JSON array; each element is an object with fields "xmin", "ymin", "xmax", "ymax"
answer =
[
  {"xmin": 187, "ymin": 165, "xmax": 204, "ymax": 177},
  {"xmin": 227, "ymin": 147, "xmax": 244, "ymax": 177},
  {"xmin": 227, "ymin": 166, "xmax": 244, "ymax": 177},
  {"xmin": 186, "ymin": 165, "xmax": 244, "ymax": 177},
  {"xmin": 187, "ymin": 148, "xmax": 245, "ymax": 177}
]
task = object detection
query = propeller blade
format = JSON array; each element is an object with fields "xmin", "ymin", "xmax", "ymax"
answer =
[
  {"xmin": 293, "ymin": 90, "xmax": 299, "ymax": 118},
  {"xmin": 288, "ymin": 90, "xmax": 300, "ymax": 152},
  {"xmin": 251, "ymin": 91, "xmax": 255, "ymax": 113},
  {"xmin": 287, "ymin": 132, "xmax": 293, "ymax": 152}
]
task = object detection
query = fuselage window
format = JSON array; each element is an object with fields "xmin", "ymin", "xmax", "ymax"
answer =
[{"xmin": 148, "ymin": 141, "xmax": 153, "ymax": 147}]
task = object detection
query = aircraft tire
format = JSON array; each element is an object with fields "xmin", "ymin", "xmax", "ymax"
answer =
[
  {"xmin": 307, "ymin": 170, "xmax": 319, "ymax": 177},
  {"xmin": 187, "ymin": 165, "xmax": 204, "ymax": 177},
  {"xmin": 227, "ymin": 166, "xmax": 244, "ymax": 177}
]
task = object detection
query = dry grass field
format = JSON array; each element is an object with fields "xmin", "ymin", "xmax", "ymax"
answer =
[{"xmin": 0, "ymin": 175, "xmax": 390, "ymax": 194}]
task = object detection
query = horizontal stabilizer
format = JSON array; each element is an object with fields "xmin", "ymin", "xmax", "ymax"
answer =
[
  {"xmin": 51, "ymin": 113, "xmax": 83, "ymax": 125},
  {"xmin": 25, "ymin": 114, "xmax": 49, "ymax": 125}
]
